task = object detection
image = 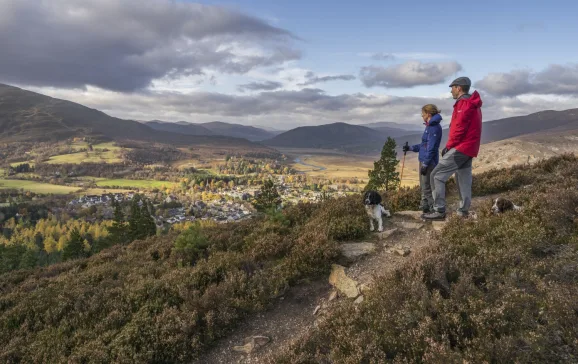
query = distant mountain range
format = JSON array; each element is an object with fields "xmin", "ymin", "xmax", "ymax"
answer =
[
  {"xmin": 0, "ymin": 83, "xmax": 274, "ymax": 153},
  {"xmin": 143, "ymin": 120, "xmax": 279, "ymax": 141},
  {"xmin": 2, "ymin": 83, "xmax": 578, "ymax": 157}
]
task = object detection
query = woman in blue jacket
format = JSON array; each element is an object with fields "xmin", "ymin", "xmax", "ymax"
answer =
[{"xmin": 402, "ymin": 104, "xmax": 443, "ymax": 213}]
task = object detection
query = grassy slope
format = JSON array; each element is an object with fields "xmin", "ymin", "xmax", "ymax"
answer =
[
  {"xmin": 0, "ymin": 179, "xmax": 80, "ymax": 194},
  {"xmin": 95, "ymin": 179, "xmax": 177, "ymax": 189}
]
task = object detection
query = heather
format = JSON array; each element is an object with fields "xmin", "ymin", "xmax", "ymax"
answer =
[
  {"xmin": 272, "ymin": 155, "xmax": 578, "ymax": 363},
  {"xmin": 0, "ymin": 195, "xmax": 366, "ymax": 363}
]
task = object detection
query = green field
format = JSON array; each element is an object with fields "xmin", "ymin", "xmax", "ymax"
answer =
[
  {"xmin": 0, "ymin": 179, "xmax": 80, "ymax": 194},
  {"xmin": 45, "ymin": 142, "xmax": 125, "ymax": 165},
  {"xmin": 9, "ymin": 161, "xmax": 36, "ymax": 168},
  {"xmin": 95, "ymin": 179, "xmax": 176, "ymax": 189}
]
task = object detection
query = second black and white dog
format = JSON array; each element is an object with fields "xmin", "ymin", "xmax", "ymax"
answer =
[
  {"xmin": 491, "ymin": 197, "xmax": 522, "ymax": 214},
  {"xmin": 363, "ymin": 190, "xmax": 391, "ymax": 232}
]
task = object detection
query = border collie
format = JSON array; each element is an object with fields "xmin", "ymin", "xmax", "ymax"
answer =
[
  {"xmin": 491, "ymin": 197, "xmax": 522, "ymax": 214},
  {"xmin": 363, "ymin": 190, "xmax": 391, "ymax": 232}
]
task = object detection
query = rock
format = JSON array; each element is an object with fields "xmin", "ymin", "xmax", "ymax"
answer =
[
  {"xmin": 232, "ymin": 335, "xmax": 271, "ymax": 354},
  {"xmin": 395, "ymin": 210, "xmax": 423, "ymax": 220},
  {"xmin": 359, "ymin": 283, "xmax": 371, "ymax": 294},
  {"xmin": 377, "ymin": 228, "xmax": 398, "ymax": 240},
  {"xmin": 396, "ymin": 221, "xmax": 424, "ymax": 230},
  {"xmin": 354, "ymin": 295, "xmax": 364, "ymax": 304},
  {"xmin": 340, "ymin": 242, "xmax": 376, "ymax": 260},
  {"xmin": 328, "ymin": 290, "xmax": 338, "ymax": 302},
  {"xmin": 394, "ymin": 247, "xmax": 411, "ymax": 257},
  {"xmin": 328, "ymin": 264, "xmax": 360, "ymax": 298},
  {"xmin": 313, "ymin": 305, "xmax": 321, "ymax": 315},
  {"xmin": 432, "ymin": 220, "xmax": 447, "ymax": 231}
]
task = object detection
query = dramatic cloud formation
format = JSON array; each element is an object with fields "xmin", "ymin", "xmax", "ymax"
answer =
[
  {"xmin": 0, "ymin": 0, "xmax": 300, "ymax": 92},
  {"xmin": 360, "ymin": 61, "xmax": 463, "ymax": 88},
  {"xmin": 297, "ymin": 71, "xmax": 356, "ymax": 86},
  {"xmin": 476, "ymin": 64, "xmax": 578, "ymax": 96},
  {"xmin": 34, "ymin": 83, "xmax": 578, "ymax": 130},
  {"xmin": 237, "ymin": 81, "xmax": 284, "ymax": 92}
]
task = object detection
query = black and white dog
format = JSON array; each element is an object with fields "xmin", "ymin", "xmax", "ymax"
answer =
[
  {"xmin": 491, "ymin": 197, "xmax": 522, "ymax": 214},
  {"xmin": 363, "ymin": 190, "xmax": 391, "ymax": 232}
]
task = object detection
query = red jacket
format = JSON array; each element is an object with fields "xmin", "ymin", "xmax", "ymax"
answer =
[{"xmin": 446, "ymin": 91, "xmax": 483, "ymax": 158}]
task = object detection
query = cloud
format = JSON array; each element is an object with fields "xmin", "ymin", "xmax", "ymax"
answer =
[
  {"xmin": 0, "ymin": 0, "xmax": 300, "ymax": 92},
  {"xmin": 360, "ymin": 61, "xmax": 463, "ymax": 88},
  {"xmin": 297, "ymin": 71, "xmax": 356, "ymax": 86},
  {"xmin": 371, "ymin": 53, "xmax": 396, "ymax": 61},
  {"xmin": 30, "ymin": 84, "xmax": 578, "ymax": 129},
  {"xmin": 361, "ymin": 52, "xmax": 450, "ymax": 60},
  {"xmin": 237, "ymin": 81, "xmax": 284, "ymax": 92},
  {"xmin": 475, "ymin": 64, "xmax": 578, "ymax": 96}
]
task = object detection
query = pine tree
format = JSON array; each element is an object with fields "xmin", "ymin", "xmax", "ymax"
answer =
[
  {"xmin": 107, "ymin": 198, "xmax": 128, "ymax": 245},
  {"xmin": 252, "ymin": 179, "xmax": 282, "ymax": 212},
  {"xmin": 128, "ymin": 194, "xmax": 143, "ymax": 241},
  {"xmin": 366, "ymin": 137, "xmax": 400, "ymax": 192},
  {"xmin": 62, "ymin": 228, "xmax": 86, "ymax": 261}
]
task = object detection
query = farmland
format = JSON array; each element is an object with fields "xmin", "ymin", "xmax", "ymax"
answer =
[{"xmin": 0, "ymin": 179, "xmax": 81, "ymax": 194}]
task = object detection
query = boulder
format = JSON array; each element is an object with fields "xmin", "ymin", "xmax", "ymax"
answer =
[{"xmin": 328, "ymin": 264, "xmax": 360, "ymax": 298}]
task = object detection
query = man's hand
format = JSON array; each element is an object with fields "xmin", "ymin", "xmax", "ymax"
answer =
[
  {"xmin": 402, "ymin": 144, "xmax": 410, "ymax": 153},
  {"xmin": 441, "ymin": 147, "xmax": 448, "ymax": 157},
  {"xmin": 420, "ymin": 164, "xmax": 428, "ymax": 176}
]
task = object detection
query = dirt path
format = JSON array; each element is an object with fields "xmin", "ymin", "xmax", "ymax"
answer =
[{"xmin": 196, "ymin": 212, "xmax": 440, "ymax": 364}]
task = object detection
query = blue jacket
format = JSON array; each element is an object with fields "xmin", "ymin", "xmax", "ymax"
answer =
[{"xmin": 411, "ymin": 113, "xmax": 442, "ymax": 166}]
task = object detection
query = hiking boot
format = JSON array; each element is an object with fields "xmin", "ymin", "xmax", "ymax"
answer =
[{"xmin": 422, "ymin": 211, "xmax": 446, "ymax": 220}]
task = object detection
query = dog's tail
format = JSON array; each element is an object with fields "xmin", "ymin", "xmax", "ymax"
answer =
[{"xmin": 513, "ymin": 204, "xmax": 523, "ymax": 211}]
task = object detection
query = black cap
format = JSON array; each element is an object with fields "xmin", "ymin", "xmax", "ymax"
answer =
[{"xmin": 449, "ymin": 77, "xmax": 471, "ymax": 87}]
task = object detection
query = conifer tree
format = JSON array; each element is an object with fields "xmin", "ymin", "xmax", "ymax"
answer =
[
  {"xmin": 107, "ymin": 198, "xmax": 128, "ymax": 245},
  {"xmin": 62, "ymin": 228, "xmax": 86, "ymax": 261},
  {"xmin": 365, "ymin": 137, "xmax": 400, "ymax": 192},
  {"xmin": 252, "ymin": 178, "xmax": 282, "ymax": 212}
]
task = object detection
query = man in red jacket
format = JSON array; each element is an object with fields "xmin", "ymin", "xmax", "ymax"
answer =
[{"xmin": 423, "ymin": 76, "xmax": 482, "ymax": 220}]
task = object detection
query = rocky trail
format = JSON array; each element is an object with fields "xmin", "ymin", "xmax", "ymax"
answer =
[{"xmin": 195, "ymin": 210, "xmax": 453, "ymax": 364}]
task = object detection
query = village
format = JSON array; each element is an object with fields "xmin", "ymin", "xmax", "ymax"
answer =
[{"xmin": 64, "ymin": 179, "xmax": 347, "ymax": 227}]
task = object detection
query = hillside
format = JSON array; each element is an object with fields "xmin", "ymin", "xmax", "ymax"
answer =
[
  {"xmin": 0, "ymin": 84, "xmax": 275, "ymax": 154},
  {"xmin": 264, "ymin": 122, "xmax": 389, "ymax": 151},
  {"xmin": 1, "ymin": 155, "xmax": 577, "ymax": 363},
  {"xmin": 200, "ymin": 121, "xmax": 276, "ymax": 141},
  {"xmin": 361, "ymin": 121, "xmax": 424, "ymax": 132},
  {"xmin": 145, "ymin": 120, "xmax": 216, "ymax": 136}
]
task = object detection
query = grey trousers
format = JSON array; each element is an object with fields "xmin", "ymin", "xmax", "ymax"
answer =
[
  {"xmin": 430, "ymin": 149, "xmax": 473, "ymax": 214},
  {"xmin": 419, "ymin": 163, "xmax": 434, "ymax": 211}
]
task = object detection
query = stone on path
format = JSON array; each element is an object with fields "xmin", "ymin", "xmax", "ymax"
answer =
[
  {"xmin": 377, "ymin": 228, "xmax": 398, "ymax": 240},
  {"xmin": 232, "ymin": 335, "xmax": 271, "ymax": 354},
  {"xmin": 395, "ymin": 211, "xmax": 424, "ymax": 220},
  {"xmin": 340, "ymin": 242, "xmax": 376, "ymax": 260},
  {"xmin": 313, "ymin": 305, "xmax": 321, "ymax": 315},
  {"xmin": 393, "ymin": 246, "xmax": 411, "ymax": 257},
  {"xmin": 328, "ymin": 264, "xmax": 360, "ymax": 298},
  {"xmin": 354, "ymin": 295, "xmax": 364, "ymax": 304},
  {"xmin": 396, "ymin": 221, "xmax": 424, "ymax": 230},
  {"xmin": 328, "ymin": 290, "xmax": 338, "ymax": 301}
]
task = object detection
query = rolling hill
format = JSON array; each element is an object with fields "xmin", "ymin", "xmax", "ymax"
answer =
[
  {"xmin": 200, "ymin": 121, "xmax": 276, "ymax": 141},
  {"xmin": 263, "ymin": 122, "xmax": 388, "ymax": 152},
  {"xmin": 0, "ymin": 83, "xmax": 275, "ymax": 153},
  {"xmin": 145, "ymin": 120, "xmax": 216, "ymax": 136}
]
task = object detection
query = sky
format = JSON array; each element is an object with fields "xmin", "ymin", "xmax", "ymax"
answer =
[{"xmin": 1, "ymin": 0, "xmax": 578, "ymax": 129}]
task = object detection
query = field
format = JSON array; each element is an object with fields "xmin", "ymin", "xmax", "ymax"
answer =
[
  {"xmin": 279, "ymin": 148, "xmax": 420, "ymax": 187},
  {"xmin": 95, "ymin": 179, "xmax": 176, "ymax": 189},
  {"xmin": 45, "ymin": 142, "xmax": 125, "ymax": 164},
  {"xmin": 0, "ymin": 179, "xmax": 80, "ymax": 194}
]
